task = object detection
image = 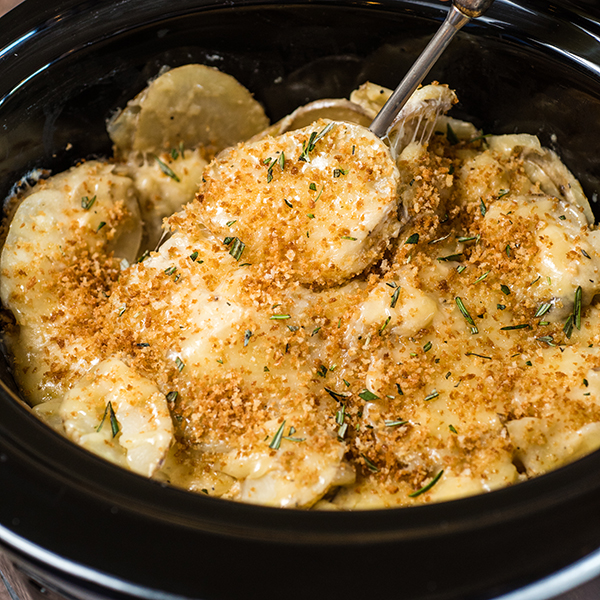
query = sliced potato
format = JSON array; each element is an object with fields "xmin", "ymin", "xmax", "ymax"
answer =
[
  {"xmin": 1, "ymin": 160, "xmax": 141, "ymax": 321},
  {"xmin": 251, "ymin": 98, "xmax": 372, "ymax": 141},
  {"xmin": 172, "ymin": 119, "xmax": 401, "ymax": 287},
  {"xmin": 0, "ymin": 160, "xmax": 142, "ymax": 405},
  {"xmin": 121, "ymin": 149, "xmax": 208, "ymax": 251},
  {"xmin": 349, "ymin": 81, "xmax": 393, "ymax": 117},
  {"xmin": 522, "ymin": 146, "xmax": 593, "ymax": 225},
  {"xmin": 108, "ymin": 64, "xmax": 270, "ymax": 157}
]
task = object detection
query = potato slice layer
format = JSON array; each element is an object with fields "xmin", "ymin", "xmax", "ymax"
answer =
[{"xmin": 108, "ymin": 64, "xmax": 269, "ymax": 157}]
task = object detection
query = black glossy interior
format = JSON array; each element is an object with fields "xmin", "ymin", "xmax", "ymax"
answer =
[{"xmin": 0, "ymin": 1, "xmax": 600, "ymax": 600}]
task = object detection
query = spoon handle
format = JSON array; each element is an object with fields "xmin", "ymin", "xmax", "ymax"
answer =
[{"xmin": 369, "ymin": 1, "xmax": 493, "ymax": 138}]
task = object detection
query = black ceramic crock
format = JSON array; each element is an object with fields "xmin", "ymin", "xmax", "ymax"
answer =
[{"xmin": 1, "ymin": 1, "xmax": 600, "ymax": 599}]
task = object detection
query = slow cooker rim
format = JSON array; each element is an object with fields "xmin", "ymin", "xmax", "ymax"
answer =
[{"xmin": 1, "ymin": 1, "xmax": 600, "ymax": 600}]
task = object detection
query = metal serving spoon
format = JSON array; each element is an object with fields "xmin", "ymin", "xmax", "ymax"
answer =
[{"xmin": 369, "ymin": 0, "xmax": 496, "ymax": 138}]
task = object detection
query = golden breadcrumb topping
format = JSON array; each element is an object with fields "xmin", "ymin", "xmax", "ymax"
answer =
[{"xmin": 4, "ymin": 99, "xmax": 600, "ymax": 509}]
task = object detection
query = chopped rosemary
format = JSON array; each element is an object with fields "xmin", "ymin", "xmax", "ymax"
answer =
[
  {"xmin": 314, "ymin": 185, "xmax": 324, "ymax": 202},
  {"xmin": 284, "ymin": 198, "xmax": 293, "ymax": 208},
  {"xmin": 497, "ymin": 189, "xmax": 510, "ymax": 198},
  {"xmin": 324, "ymin": 387, "xmax": 350, "ymax": 401},
  {"xmin": 333, "ymin": 168, "xmax": 348, "ymax": 177},
  {"xmin": 564, "ymin": 315, "xmax": 574, "ymax": 339},
  {"xmin": 438, "ymin": 253, "xmax": 463, "ymax": 262},
  {"xmin": 457, "ymin": 265, "xmax": 467, "ymax": 274},
  {"xmin": 97, "ymin": 401, "xmax": 119, "ymax": 437},
  {"xmin": 497, "ymin": 304, "xmax": 506, "ymax": 310},
  {"xmin": 429, "ymin": 233, "xmax": 451, "ymax": 245},
  {"xmin": 298, "ymin": 122, "xmax": 336, "ymax": 161},
  {"xmin": 480, "ymin": 198, "xmax": 487, "ymax": 216},
  {"xmin": 536, "ymin": 336, "xmax": 555, "ymax": 346},
  {"xmin": 534, "ymin": 302, "xmax": 552, "ymax": 318},
  {"xmin": 309, "ymin": 182, "xmax": 317, "ymax": 191},
  {"xmin": 166, "ymin": 391, "xmax": 178, "ymax": 402},
  {"xmin": 136, "ymin": 249, "xmax": 151, "ymax": 263},
  {"xmin": 474, "ymin": 270, "xmax": 490, "ymax": 283},
  {"xmin": 500, "ymin": 284, "xmax": 511, "ymax": 295},
  {"xmin": 574, "ymin": 285, "xmax": 582, "ymax": 330},
  {"xmin": 385, "ymin": 419, "xmax": 408, "ymax": 427},
  {"xmin": 409, "ymin": 470, "xmax": 444, "ymax": 497},
  {"xmin": 269, "ymin": 420, "xmax": 286, "ymax": 450},
  {"xmin": 265, "ymin": 152, "xmax": 285, "ymax": 182},
  {"xmin": 500, "ymin": 324, "xmax": 531, "ymax": 331},
  {"xmin": 446, "ymin": 123, "xmax": 459, "ymax": 145},
  {"xmin": 405, "ymin": 233, "xmax": 419, "ymax": 245},
  {"xmin": 154, "ymin": 155, "xmax": 180, "ymax": 182},
  {"xmin": 361, "ymin": 453, "xmax": 379, "ymax": 473},
  {"xmin": 189, "ymin": 251, "xmax": 199, "ymax": 261},
  {"xmin": 341, "ymin": 235, "xmax": 357, "ymax": 241},
  {"xmin": 455, "ymin": 296, "xmax": 479, "ymax": 334},
  {"xmin": 379, "ymin": 316, "xmax": 391, "ymax": 335},
  {"xmin": 465, "ymin": 352, "xmax": 492, "ymax": 360},
  {"xmin": 226, "ymin": 220, "xmax": 237, "ymax": 227},
  {"xmin": 424, "ymin": 390, "xmax": 439, "ymax": 401},
  {"xmin": 175, "ymin": 357, "xmax": 185, "ymax": 372},
  {"xmin": 423, "ymin": 341, "xmax": 432, "ymax": 352},
  {"xmin": 391, "ymin": 286, "xmax": 401, "ymax": 308},
  {"xmin": 225, "ymin": 237, "xmax": 245, "ymax": 261},
  {"xmin": 582, "ymin": 249, "xmax": 591, "ymax": 259},
  {"xmin": 244, "ymin": 330, "xmax": 253, "ymax": 347},
  {"xmin": 283, "ymin": 435, "xmax": 305, "ymax": 443},
  {"xmin": 164, "ymin": 266, "xmax": 177, "ymax": 276},
  {"xmin": 317, "ymin": 365, "xmax": 328, "ymax": 378},
  {"xmin": 270, "ymin": 314, "xmax": 291, "ymax": 320},
  {"xmin": 359, "ymin": 389, "xmax": 379, "ymax": 401},
  {"xmin": 96, "ymin": 221, "xmax": 106, "ymax": 232},
  {"xmin": 81, "ymin": 195, "xmax": 96, "ymax": 210},
  {"xmin": 564, "ymin": 286, "xmax": 583, "ymax": 339},
  {"xmin": 449, "ymin": 424, "xmax": 458, "ymax": 434},
  {"xmin": 457, "ymin": 234, "xmax": 479, "ymax": 243},
  {"xmin": 396, "ymin": 383, "xmax": 404, "ymax": 395}
]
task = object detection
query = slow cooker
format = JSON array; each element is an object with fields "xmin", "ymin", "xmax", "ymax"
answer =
[{"xmin": 1, "ymin": 1, "xmax": 600, "ymax": 599}]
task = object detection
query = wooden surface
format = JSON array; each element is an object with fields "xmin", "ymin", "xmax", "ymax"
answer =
[{"xmin": 0, "ymin": 0, "xmax": 22, "ymax": 16}]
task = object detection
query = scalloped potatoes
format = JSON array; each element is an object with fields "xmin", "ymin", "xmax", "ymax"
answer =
[{"xmin": 3, "ymin": 65, "xmax": 600, "ymax": 509}]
